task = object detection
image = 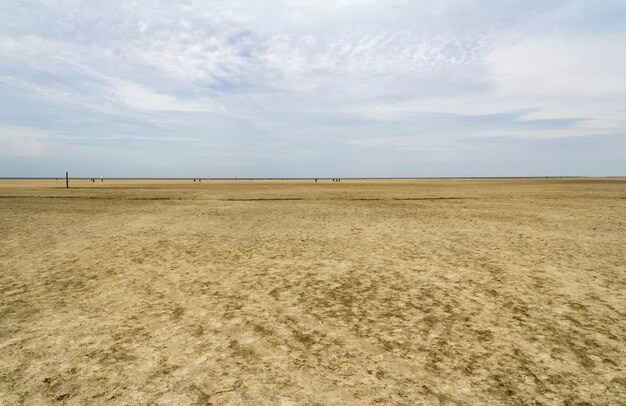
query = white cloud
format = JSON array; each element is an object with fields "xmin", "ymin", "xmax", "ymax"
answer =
[
  {"xmin": 487, "ymin": 34, "xmax": 626, "ymax": 98},
  {"xmin": 352, "ymin": 32, "xmax": 626, "ymax": 139},
  {"xmin": 0, "ymin": 1, "xmax": 625, "ymax": 175},
  {"xmin": 112, "ymin": 82, "xmax": 225, "ymax": 113},
  {"xmin": 0, "ymin": 126, "xmax": 49, "ymax": 156}
]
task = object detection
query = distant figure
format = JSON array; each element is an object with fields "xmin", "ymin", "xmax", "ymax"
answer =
[
  {"xmin": 101, "ymin": 175, "xmax": 103, "ymax": 182},
  {"xmin": 315, "ymin": 179, "xmax": 317, "ymax": 182},
  {"xmin": 194, "ymin": 179, "xmax": 196, "ymax": 182}
]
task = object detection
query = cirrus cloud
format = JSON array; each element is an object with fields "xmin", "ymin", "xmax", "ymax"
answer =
[{"xmin": 0, "ymin": 0, "xmax": 624, "ymax": 177}]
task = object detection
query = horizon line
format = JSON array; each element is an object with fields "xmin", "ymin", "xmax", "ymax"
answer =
[{"xmin": 1, "ymin": 176, "xmax": 625, "ymax": 181}]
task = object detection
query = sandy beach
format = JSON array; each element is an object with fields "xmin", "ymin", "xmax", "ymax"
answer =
[{"xmin": 0, "ymin": 178, "xmax": 624, "ymax": 405}]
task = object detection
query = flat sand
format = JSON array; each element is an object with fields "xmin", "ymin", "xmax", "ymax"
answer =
[{"xmin": 0, "ymin": 178, "xmax": 624, "ymax": 405}]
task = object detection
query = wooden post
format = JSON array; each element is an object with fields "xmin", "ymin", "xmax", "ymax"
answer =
[{"xmin": 66, "ymin": 171, "xmax": 69, "ymax": 188}]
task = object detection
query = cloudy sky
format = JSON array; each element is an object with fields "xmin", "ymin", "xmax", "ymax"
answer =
[{"xmin": 1, "ymin": 0, "xmax": 625, "ymax": 177}]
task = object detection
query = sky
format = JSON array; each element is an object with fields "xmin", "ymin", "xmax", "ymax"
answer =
[{"xmin": 1, "ymin": 0, "xmax": 625, "ymax": 178}]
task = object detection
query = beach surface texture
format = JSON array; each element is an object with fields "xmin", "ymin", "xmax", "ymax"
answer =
[{"xmin": 1, "ymin": 178, "xmax": 624, "ymax": 404}]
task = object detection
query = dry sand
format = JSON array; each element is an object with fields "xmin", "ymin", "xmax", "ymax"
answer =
[{"xmin": 0, "ymin": 178, "xmax": 624, "ymax": 405}]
